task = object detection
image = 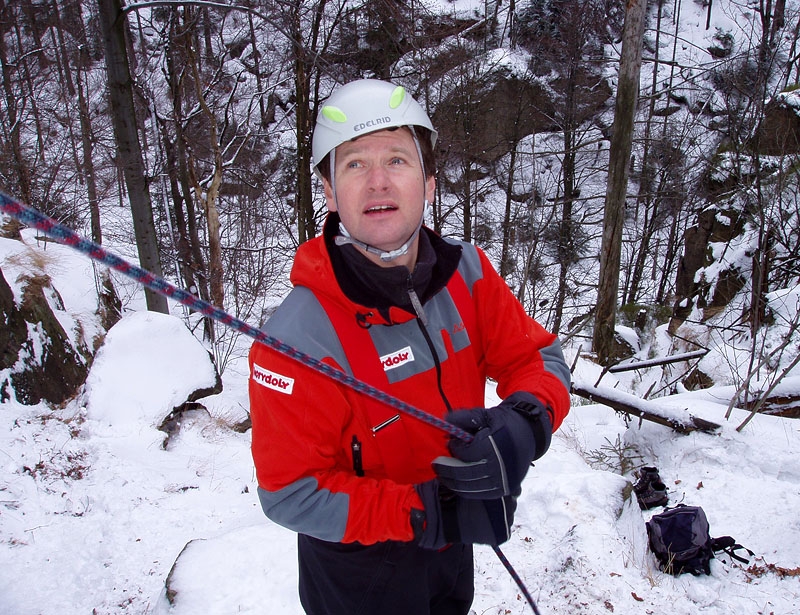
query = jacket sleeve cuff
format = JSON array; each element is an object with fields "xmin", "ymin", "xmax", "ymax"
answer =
[{"xmin": 504, "ymin": 391, "xmax": 553, "ymax": 460}]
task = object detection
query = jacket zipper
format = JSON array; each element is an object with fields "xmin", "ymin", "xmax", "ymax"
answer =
[
  {"xmin": 358, "ymin": 275, "xmax": 453, "ymax": 470},
  {"xmin": 417, "ymin": 320, "xmax": 453, "ymax": 412},
  {"xmin": 406, "ymin": 272, "xmax": 453, "ymax": 412}
]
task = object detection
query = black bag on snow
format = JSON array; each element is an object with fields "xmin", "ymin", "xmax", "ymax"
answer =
[{"xmin": 645, "ymin": 505, "xmax": 752, "ymax": 576}]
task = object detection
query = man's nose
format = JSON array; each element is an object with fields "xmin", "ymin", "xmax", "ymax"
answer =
[{"xmin": 366, "ymin": 164, "xmax": 390, "ymax": 190}]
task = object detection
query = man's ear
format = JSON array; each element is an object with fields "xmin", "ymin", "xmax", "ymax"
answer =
[
  {"xmin": 425, "ymin": 175, "xmax": 436, "ymax": 204},
  {"xmin": 322, "ymin": 178, "xmax": 337, "ymax": 212}
]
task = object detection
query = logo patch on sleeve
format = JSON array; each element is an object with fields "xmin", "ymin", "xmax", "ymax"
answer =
[
  {"xmin": 252, "ymin": 363, "xmax": 294, "ymax": 394},
  {"xmin": 380, "ymin": 346, "xmax": 415, "ymax": 371}
]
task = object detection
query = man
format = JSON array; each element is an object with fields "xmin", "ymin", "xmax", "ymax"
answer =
[{"xmin": 249, "ymin": 79, "xmax": 571, "ymax": 615}]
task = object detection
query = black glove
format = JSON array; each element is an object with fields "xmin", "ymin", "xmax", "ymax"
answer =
[
  {"xmin": 433, "ymin": 392, "xmax": 552, "ymax": 499},
  {"xmin": 412, "ymin": 479, "xmax": 516, "ymax": 550}
]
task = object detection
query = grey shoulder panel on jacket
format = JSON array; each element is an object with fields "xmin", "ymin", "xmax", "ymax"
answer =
[
  {"xmin": 442, "ymin": 237, "xmax": 484, "ymax": 290},
  {"xmin": 262, "ymin": 286, "xmax": 352, "ymax": 375}
]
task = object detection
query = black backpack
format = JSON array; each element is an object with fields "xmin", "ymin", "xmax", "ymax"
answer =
[{"xmin": 645, "ymin": 505, "xmax": 752, "ymax": 576}]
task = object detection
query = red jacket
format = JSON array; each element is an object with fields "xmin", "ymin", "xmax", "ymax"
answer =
[{"xmin": 249, "ymin": 225, "xmax": 570, "ymax": 545}]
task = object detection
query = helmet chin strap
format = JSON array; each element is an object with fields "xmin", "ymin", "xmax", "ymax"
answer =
[
  {"xmin": 334, "ymin": 207, "xmax": 426, "ymax": 263},
  {"xmin": 331, "ymin": 127, "xmax": 430, "ymax": 264}
]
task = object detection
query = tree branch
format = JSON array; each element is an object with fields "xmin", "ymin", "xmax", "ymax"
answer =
[{"xmin": 572, "ymin": 381, "xmax": 721, "ymax": 434}]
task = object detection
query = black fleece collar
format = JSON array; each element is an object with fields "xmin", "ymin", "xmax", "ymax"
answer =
[{"xmin": 323, "ymin": 213, "xmax": 462, "ymax": 315}]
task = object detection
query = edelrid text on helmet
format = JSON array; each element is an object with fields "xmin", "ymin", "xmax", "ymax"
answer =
[
  {"xmin": 354, "ymin": 116, "xmax": 392, "ymax": 133},
  {"xmin": 312, "ymin": 79, "xmax": 437, "ymax": 174}
]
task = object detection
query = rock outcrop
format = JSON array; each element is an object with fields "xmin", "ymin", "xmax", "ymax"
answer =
[{"xmin": 0, "ymin": 266, "xmax": 89, "ymax": 405}]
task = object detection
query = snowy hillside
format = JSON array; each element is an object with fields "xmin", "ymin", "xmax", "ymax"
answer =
[
  {"xmin": 1, "ymin": 229, "xmax": 799, "ymax": 615},
  {"xmin": 2, "ymin": 0, "xmax": 800, "ymax": 612}
]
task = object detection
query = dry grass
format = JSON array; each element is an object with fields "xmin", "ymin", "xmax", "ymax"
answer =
[{"xmin": 4, "ymin": 244, "xmax": 59, "ymax": 274}]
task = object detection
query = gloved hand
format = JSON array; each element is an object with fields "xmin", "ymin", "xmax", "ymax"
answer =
[
  {"xmin": 412, "ymin": 479, "xmax": 516, "ymax": 550},
  {"xmin": 433, "ymin": 392, "xmax": 552, "ymax": 499}
]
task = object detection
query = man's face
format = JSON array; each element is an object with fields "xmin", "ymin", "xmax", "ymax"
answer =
[{"xmin": 323, "ymin": 128, "xmax": 435, "ymax": 268}]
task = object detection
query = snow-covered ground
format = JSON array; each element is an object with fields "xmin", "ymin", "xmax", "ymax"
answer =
[{"xmin": 1, "ymin": 231, "xmax": 800, "ymax": 615}]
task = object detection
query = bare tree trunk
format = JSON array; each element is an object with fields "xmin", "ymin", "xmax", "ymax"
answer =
[
  {"xmin": 0, "ymin": 0, "xmax": 32, "ymax": 216},
  {"xmin": 593, "ymin": 0, "xmax": 647, "ymax": 364},
  {"xmin": 14, "ymin": 19, "xmax": 48, "ymax": 167},
  {"xmin": 499, "ymin": 143, "xmax": 517, "ymax": 279},
  {"xmin": 740, "ymin": 0, "xmax": 782, "ymax": 336},
  {"xmin": 784, "ymin": 14, "xmax": 800, "ymax": 86},
  {"xmin": 292, "ymin": 0, "xmax": 328, "ymax": 245},
  {"xmin": 554, "ymin": 109, "xmax": 578, "ymax": 335},
  {"xmin": 76, "ymin": 68, "xmax": 101, "ymax": 244},
  {"xmin": 507, "ymin": 0, "xmax": 518, "ymax": 49},
  {"xmin": 625, "ymin": 0, "xmax": 664, "ymax": 306},
  {"xmin": 78, "ymin": 13, "xmax": 121, "ymax": 330},
  {"xmin": 162, "ymin": 17, "xmax": 209, "ymax": 310},
  {"xmin": 248, "ymin": 13, "xmax": 268, "ymax": 127},
  {"xmin": 294, "ymin": 24, "xmax": 314, "ymax": 245},
  {"xmin": 51, "ymin": 0, "xmax": 76, "ymax": 98},
  {"xmin": 20, "ymin": 0, "xmax": 47, "ymax": 70},
  {"xmin": 96, "ymin": 0, "xmax": 168, "ymax": 313},
  {"xmin": 463, "ymin": 160, "xmax": 472, "ymax": 243},
  {"xmin": 185, "ymin": 20, "xmax": 225, "ymax": 312},
  {"xmin": 656, "ymin": 208, "xmax": 681, "ymax": 303}
]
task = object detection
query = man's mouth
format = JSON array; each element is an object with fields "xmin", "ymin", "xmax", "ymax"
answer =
[{"xmin": 365, "ymin": 205, "xmax": 397, "ymax": 214}]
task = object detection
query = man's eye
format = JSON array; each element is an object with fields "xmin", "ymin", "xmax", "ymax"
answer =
[{"xmin": 390, "ymin": 157, "xmax": 405, "ymax": 165}]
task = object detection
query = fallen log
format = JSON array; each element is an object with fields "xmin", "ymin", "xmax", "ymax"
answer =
[
  {"xmin": 606, "ymin": 349, "xmax": 709, "ymax": 373},
  {"xmin": 572, "ymin": 381, "xmax": 721, "ymax": 434}
]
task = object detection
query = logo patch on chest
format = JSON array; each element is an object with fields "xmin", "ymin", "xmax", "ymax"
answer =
[
  {"xmin": 252, "ymin": 363, "xmax": 294, "ymax": 394},
  {"xmin": 380, "ymin": 346, "xmax": 415, "ymax": 371}
]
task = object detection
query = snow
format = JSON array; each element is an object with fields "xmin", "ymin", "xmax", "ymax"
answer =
[
  {"xmin": 2, "ymin": 242, "xmax": 800, "ymax": 615},
  {"xmin": 83, "ymin": 311, "xmax": 218, "ymax": 428},
  {"xmin": 3, "ymin": 0, "xmax": 800, "ymax": 610}
]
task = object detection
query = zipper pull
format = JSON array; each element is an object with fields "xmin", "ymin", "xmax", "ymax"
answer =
[
  {"xmin": 351, "ymin": 435, "xmax": 364, "ymax": 477},
  {"xmin": 372, "ymin": 414, "xmax": 401, "ymax": 434},
  {"xmin": 407, "ymin": 276, "xmax": 428, "ymax": 326}
]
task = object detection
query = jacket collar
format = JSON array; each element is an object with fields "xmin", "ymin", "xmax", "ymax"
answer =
[{"xmin": 290, "ymin": 213, "xmax": 462, "ymax": 326}]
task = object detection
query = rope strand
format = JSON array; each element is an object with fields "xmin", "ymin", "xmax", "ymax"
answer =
[
  {"xmin": 0, "ymin": 191, "xmax": 469, "ymax": 441},
  {"xmin": 0, "ymin": 189, "xmax": 541, "ymax": 614},
  {"xmin": 493, "ymin": 545, "xmax": 542, "ymax": 615}
]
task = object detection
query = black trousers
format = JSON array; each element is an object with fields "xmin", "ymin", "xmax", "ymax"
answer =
[{"xmin": 298, "ymin": 534, "xmax": 474, "ymax": 615}]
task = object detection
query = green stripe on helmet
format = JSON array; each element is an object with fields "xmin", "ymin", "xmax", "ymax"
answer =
[
  {"xmin": 389, "ymin": 86, "xmax": 406, "ymax": 109},
  {"xmin": 322, "ymin": 106, "xmax": 347, "ymax": 123}
]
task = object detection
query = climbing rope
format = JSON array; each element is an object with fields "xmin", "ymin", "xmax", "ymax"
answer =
[{"xmin": 0, "ymin": 190, "xmax": 541, "ymax": 614}]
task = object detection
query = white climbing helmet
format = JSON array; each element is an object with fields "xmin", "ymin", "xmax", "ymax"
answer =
[{"xmin": 312, "ymin": 79, "xmax": 437, "ymax": 175}]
